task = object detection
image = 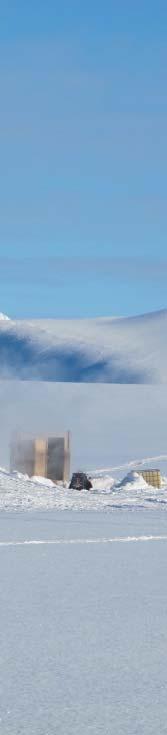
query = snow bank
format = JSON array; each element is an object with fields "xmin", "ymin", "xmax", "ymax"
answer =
[
  {"xmin": 117, "ymin": 471, "xmax": 149, "ymax": 491},
  {"xmin": 91, "ymin": 475, "xmax": 115, "ymax": 493},
  {"xmin": 0, "ymin": 467, "xmax": 166, "ymax": 511},
  {"xmin": 30, "ymin": 475, "xmax": 56, "ymax": 488}
]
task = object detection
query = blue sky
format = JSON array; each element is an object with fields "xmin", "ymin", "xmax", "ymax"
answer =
[{"xmin": 0, "ymin": 0, "xmax": 167, "ymax": 318}]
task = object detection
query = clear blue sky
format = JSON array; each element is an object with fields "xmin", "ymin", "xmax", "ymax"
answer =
[{"xmin": 0, "ymin": 0, "xmax": 167, "ymax": 318}]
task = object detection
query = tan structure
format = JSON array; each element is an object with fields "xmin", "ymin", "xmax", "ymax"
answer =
[
  {"xmin": 10, "ymin": 432, "xmax": 71, "ymax": 484},
  {"xmin": 136, "ymin": 469, "xmax": 161, "ymax": 489},
  {"xmin": 34, "ymin": 438, "xmax": 47, "ymax": 477}
]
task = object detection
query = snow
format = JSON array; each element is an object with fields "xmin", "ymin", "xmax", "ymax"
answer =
[
  {"xmin": 0, "ymin": 306, "xmax": 166, "ymax": 732},
  {"xmin": 90, "ymin": 474, "xmax": 115, "ymax": 492},
  {"xmin": 30, "ymin": 475, "xmax": 56, "ymax": 487},
  {"xmin": 0, "ymin": 466, "xmax": 166, "ymax": 511},
  {"xmin": 0, "ymin": 308, "xmax": 167, "ymax": 381},
  {"xmin": 0, "ymin": 509, "xmax": 167, "ymax": 734},
  {"xmin": 0, "ymin": 313, "xmax": 10, "ymax": 320},
  {"xmin": 116, "ymin": 470, "xmax": 149, "ymax": 490}
]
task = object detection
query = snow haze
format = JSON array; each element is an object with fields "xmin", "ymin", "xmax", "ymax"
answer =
[{"xmin": 0, "ymin": 380, "xmax": 167, "ymax": 478}]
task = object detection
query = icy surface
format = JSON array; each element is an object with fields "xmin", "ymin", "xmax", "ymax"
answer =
[
  {"xmin": 0, "ymin": 468, "xmax": 167, "ymax": 511},
  {"xmin": 0, "ymin": 308, "xmax": 167, "ymax": 381},
  {"xmin": 0, "ymin": 510, "xmax": 167, "ymax": 734}
]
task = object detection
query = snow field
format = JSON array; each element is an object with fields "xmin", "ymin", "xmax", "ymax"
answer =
[{"xmin": 0, "ymin": 510, "xmax": 167, "ymax": 734}]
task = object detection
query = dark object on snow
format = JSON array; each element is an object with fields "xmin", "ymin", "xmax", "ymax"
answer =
[{"xmin": 69, "ymin": 472, "xmax": 92, "ymax": 491}]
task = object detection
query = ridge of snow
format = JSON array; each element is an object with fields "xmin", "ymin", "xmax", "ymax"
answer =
[
  {"xmin": 30, "ymin": 475, "xmax": 56, "ymax": 487},
  {"xmin": 0, "ymin": 308, "xmax": 167, "ymax": 383},
  {"xmin": 0, "ymin": 466, "xmax": 166, "ymax": 511},
  {"xmin": 116, "ymin": 471, "xmax": 149, "ymax": 490}
]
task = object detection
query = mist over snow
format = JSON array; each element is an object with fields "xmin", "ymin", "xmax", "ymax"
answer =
[
  {"xmin": 0, "ymin": 308, "xmax": 167, "ymax": 382},
  {"xmin": 0, "ymin": 381, "xmax": 167, "ymax": 475}
]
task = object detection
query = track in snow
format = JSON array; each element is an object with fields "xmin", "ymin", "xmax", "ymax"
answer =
[{"xmin": 1, "ymin": 535, "xmax": 167, "ymax": 546}]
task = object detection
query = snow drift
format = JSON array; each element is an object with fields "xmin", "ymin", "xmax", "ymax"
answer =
[
  {"xmin": 0, "ymin": 308, "xmax": 167, "ymax": 383},
  {"xmin": 0, "ymin": 467, "xmax": 166, "ymax": 511}
]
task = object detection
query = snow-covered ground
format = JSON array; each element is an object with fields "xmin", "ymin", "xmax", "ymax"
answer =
[
  {"xmin": 0, "ymin": 467, "xmax": 167, "ymax": 511},
  {"xmin": 1, "ymin": 311, "xmax": 167, "ymax": 733},
  {"xmin": 0, "ymin": 509, "xmax": 167, "ymax": 734},
  {"xmin": 0, "ymin": 308, "xmax": 167, "ymax": 382}
]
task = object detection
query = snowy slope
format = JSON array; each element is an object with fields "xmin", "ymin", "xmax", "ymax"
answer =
[{"xmin": 0, "ymin": 308, "xmax": 167, "ymax": 382}]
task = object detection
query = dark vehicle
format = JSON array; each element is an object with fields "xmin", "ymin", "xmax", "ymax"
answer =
[{"xmin": 69, "ymin": 472, "xmax": 92, "ymax": 491}]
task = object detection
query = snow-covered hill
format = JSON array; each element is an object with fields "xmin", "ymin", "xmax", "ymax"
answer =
[
  {"xmin": 0, "ymin": 309, "xmax": 167, "ymax": 382},
  {"xmin": 0, "ymin": 466, "xmax": 167, "ymax": 511}
]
